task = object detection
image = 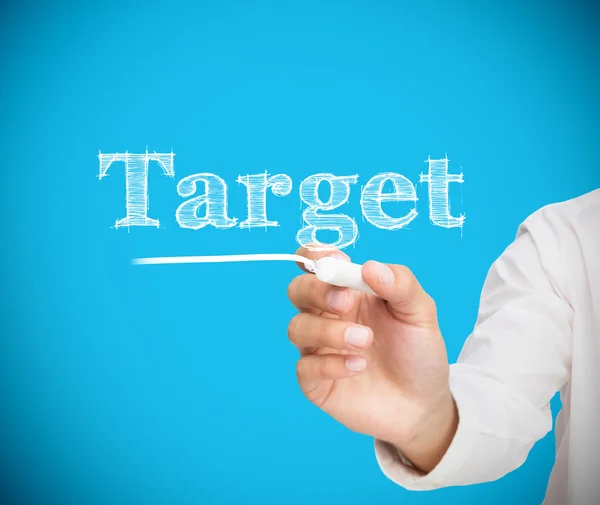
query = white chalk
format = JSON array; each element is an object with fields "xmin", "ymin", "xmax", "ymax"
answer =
[{"xmin": 132, "ymin": 253, "xmax": 376, "ymax": 295}]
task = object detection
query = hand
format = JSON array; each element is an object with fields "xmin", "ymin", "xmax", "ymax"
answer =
[{"xmin": 287, "ymin": 246, "xmax": 458, "ymax": 472}]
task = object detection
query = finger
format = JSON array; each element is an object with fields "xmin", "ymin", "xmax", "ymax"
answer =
[
  {"xmin": 288, "ymin": 312, "xmax": 373, "ymax": 351},
  {"xmin": 361, "ymin": 261, "xmax": 438, "ymax": 327},
  {"xmin": 287, "ymin": 273, "xmax": 355, "ymax": 314},
  {"xmin": 294, "ymin": 244, "xmax": 350, "ymax": 273},
  {"xmin": 296, "ymin": 353, "xmax": 367, "ymax": 385}
]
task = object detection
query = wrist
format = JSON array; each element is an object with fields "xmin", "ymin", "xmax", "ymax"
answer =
[{"xmin": 393, "ymin": 391, "xmax": 458, "ymax": 474}]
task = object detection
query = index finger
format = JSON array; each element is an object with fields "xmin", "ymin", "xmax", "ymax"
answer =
[{"xmin": 294, "ymin": 244, "xmax": 351, "ymax": 272}]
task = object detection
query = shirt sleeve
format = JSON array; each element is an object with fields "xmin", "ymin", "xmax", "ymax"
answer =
[{"xmin": 374, "ymin": 219, "xmax": 573, "ymax": 490}]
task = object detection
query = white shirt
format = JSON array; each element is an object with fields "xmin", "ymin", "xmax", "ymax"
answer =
[{"xmin": 374, "ymin": 189, "xmax": 600, "ymax": 505}]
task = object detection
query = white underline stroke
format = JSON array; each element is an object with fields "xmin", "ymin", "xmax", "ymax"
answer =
[{"xmin": 131, "ymin": 253, "xmax": 317, "ymax": 271}]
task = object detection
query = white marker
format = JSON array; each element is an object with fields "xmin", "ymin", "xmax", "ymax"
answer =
[{"xmin": 132, "ymin": 253, "xmax": 376, "ymax": 295}]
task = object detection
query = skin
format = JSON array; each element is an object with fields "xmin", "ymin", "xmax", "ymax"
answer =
[{"xmin": 287, "ymin": 246, "xmax": 459, "ymax": 473}]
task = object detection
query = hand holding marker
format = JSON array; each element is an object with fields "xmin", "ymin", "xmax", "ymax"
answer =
[{"xmin": 133, "ymin": 247, "xmax": 458, "ymax": 475}]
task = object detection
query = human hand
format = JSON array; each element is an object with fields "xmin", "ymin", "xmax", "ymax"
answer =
[{"xmin": 287, "ymin": 246, "xmax": 458, "ymax": 472}]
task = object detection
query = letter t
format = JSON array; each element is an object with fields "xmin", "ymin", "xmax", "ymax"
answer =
[
  {"xmin": 98, "ymin": 149, "xmax": 175, "ymax": 228},
  {"xmin": 420, "ymin": 156, "xmax": 465, "ymax": 228}
]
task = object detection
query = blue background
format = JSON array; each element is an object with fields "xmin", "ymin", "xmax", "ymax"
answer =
[{"xmin": 1, "ymin": 1, "xmax": 599, "ymax": 504}]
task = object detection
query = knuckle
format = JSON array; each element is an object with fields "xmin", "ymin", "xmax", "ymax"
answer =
[
  {"xmin": 298, "ymin": 243, "xmax": 322, "ymax": 260},
  {"xmin": 307, "ymin": 276, "xmax": 324, "ymax": 306},
  {"xmin": 394, "ymin": 265, "xmax": 414, "ymax": 294},
  {"xmin": 425, "ymin": 293, "xmax": 438, "ymax": 315},
  {"xmin": 295, "ymin": 358, "xmax": 307, "ymax": 380},
  {"xmin": 317, "ymin": 319, "xmax": 330, "ymax": 346},
  {"xmin": 318, "ymin": 357, "xmax": 329, "ymax": 379},
  {"xmin": 288, "ymin": 275, "xmax": 311, "ymax": 302},
  {"xmin": 396, "ymin": 264, "xmax": 414, "ymax": 283},
  {"xmin": 319, "ymin": 319, "xmax": 338, "ymax": 347},
  {"xmin": 287, "ymin": 276, "xmax": 299, "ymax": 301},
  {"xmin": 287, "ymin": 314, "xmax": 302, "ymax": 343}
]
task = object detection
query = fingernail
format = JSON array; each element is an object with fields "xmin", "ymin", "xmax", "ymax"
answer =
[
  {"xmin": 326, "ymin": 289, "xmax": 349, "ymax": 312},
  {"xmin": 345, "ymin": 327, "xmax": 369, "ymax": 348},
  {"xmin": 346, "ymin": 356, "xmax": 366, "ymax": 372},
  {"xmin": 371, "ymin": 261, "xmax": 394, "ymax": 284}
]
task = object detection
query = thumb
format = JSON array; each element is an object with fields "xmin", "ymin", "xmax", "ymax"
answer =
[{"xmin": 362, "ymin": 261, "xmax": 438, "ymax": 328}]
